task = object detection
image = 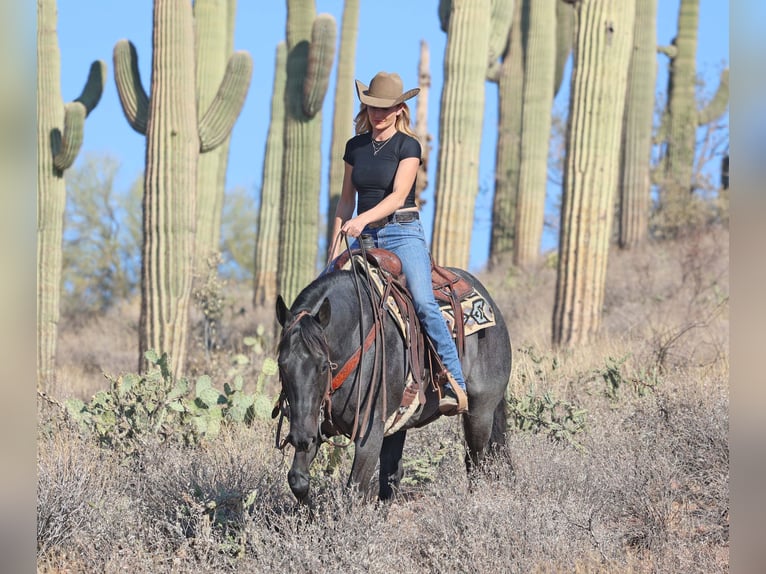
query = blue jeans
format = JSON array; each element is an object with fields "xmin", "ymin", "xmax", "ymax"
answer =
[{"xmin": 352, "ymin": 219, "xmax": 466, "ymax": 391}]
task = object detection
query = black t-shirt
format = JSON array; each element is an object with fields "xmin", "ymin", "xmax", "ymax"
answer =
[{"xmin": 342, "ymin": 131, "xmax": 422, "ymax": 215}]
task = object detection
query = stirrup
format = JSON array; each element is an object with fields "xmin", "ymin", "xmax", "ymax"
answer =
[{"xmin": 439, "ymin": 372, "xmax": 468, "ymax": 415}]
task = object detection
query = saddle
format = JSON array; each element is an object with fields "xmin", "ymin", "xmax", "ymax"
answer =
[{"xmin": 330, "ymin": 248, "xmax": 482, "ymax": 432}]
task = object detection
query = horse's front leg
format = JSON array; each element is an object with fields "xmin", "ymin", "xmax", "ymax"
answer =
[
  {"xmin": 288, "ymin": 439, "xmax": 321, "ymax": 505},
  {"xmin": 348, "ymin": 425, "xmax": 385, "ymax": 500}
]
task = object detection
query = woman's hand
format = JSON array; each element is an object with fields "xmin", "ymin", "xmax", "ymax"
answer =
[{"xmin": 340, "ymin": 215, "xmax": 368, "ymax": 239}]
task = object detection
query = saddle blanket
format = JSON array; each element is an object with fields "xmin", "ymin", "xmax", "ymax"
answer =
[{"xmin": 342, "ymin": 253, "xmax": 496, "ymax": 338}]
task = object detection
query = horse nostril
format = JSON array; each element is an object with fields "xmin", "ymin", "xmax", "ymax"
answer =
[{"xmin": 288, "ymin": 469, "xmax": 310, "ymax": 501}]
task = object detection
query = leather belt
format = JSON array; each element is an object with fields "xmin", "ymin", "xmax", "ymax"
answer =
[{"xmin": 368, "ymin": 210, "xmax": 420, "ymax": 229}]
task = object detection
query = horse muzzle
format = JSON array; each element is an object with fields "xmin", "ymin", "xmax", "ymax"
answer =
[
  {"xmin": 288, "ymin": 466, "xmax": 310, "ymax": 501},
  {"xmin": 285, "ymin": 430, "xmax": 318, "ymax": 452}
]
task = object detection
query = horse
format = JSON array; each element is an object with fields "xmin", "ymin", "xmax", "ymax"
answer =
[{"xmin": 274, "ymin": 259, "xmax": 512, "ymax": 504}]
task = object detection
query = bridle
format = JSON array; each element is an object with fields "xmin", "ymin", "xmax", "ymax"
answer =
[{"xmin": 274, "ymin": 232, "xmax": 388, "ymax": 451}]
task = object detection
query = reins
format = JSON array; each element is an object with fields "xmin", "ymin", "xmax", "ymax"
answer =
[
  {"xmin": 275, "ymin": 231, "xmax": 389, "ymax": 450},
  {"xmin": 341, "ymin": 232, "xmax": 388, "ymax": 444}
]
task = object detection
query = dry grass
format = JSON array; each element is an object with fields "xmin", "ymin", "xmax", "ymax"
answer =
[{"xmin": 40, "ymin": 228, "xmax": 729, "ymax": 573}]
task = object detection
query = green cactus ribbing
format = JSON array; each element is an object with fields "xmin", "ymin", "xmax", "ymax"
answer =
[
  {"xmin": 487, "ymin": 0, "xmax": 515, "ymax": 77},
  {"xmin": 195, "ymin": 0, "xmax": 238, "ymax": 274},
  {"xmin": 113, "ymin": 0, "xmax": 252, "ymax": 377},
  {"xmin": 278, "ymin": 0, "xmax": 336, "ymax": 305},
  {"xmin": 326, "ymin": 0, "xmax": 359, "ymax": 254},
  {"xmin": 658, "ymin": 0, "xmax": 728, "ymax": 215},
  {"xmin": 432, "ymin": 0, "xmax": 493, "ymax": 268},
  {"xmin": 37, "ymin": 0, "xmax": 105, "ymax": 389},
  {"xmin": 553, "ymin": 0, "xmax": 574, "ymax": 95},
  {"xmin": 490, "ymin": 0, "xmax": 524, "ymax": 265},
  {"xmin": 513, "ymin": 0, "xmax": 557, "ymax": 267},
  {"xmin": 254, "ymin": 43, "xmax": 287, "ymax": 308},
  {"xmin": 618, "ymin": 0, "xmax": 657, "ymax": 248},
  {"xmin": 552, "ymin": 0, "xmax": 635, "ymax": 347},
  {"xmin": 303, "ymin": 16, "xmax": 336, "ymax": 117},
  {"xmin": 490, "ymin": 0, "xmax": 572, "ymax": 265}
]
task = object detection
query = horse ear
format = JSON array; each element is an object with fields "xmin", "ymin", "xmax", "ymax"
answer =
[
  {"xmin": 276, "ymin": 295, "xmax": 291, "ymax": 327},
  {"xmin": 315, "ymin": 297, "xmax": 331, "ymax": 329}
]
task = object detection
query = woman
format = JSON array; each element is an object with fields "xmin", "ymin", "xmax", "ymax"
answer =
[{"xmin": 328, "ymin": 71, "xmax": 467, "ymax": 415}]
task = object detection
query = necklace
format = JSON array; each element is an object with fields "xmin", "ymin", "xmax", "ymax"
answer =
[{"xmin": 371, "ymin": 134, "xmax": 393, "ymax": 156}]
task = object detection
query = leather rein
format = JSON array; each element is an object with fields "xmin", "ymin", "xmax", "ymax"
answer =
[{"xmin": 275, "ymin": 232, "xmax": 388, "ymax": 450}]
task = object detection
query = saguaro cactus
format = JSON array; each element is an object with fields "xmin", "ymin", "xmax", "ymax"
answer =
[
  {"xmin": 657, "ymin": 0, "xmax": 729, "ymax": 217},
  {"xmin": 414, "ymin": 40, "xmax": 433, "ymax": 205},
  {"xmin": 194, "ymin": 0, "xmax": 240, "ymax": 274},
  {"xmin": 490, "ymin": 0, "xmax": 572, "ymax": 266},
  {"xmin": 618, "ymin": 0, "xmax": 657, "ymax": 248},
  {"xmin": 431, "ymin": 0, "xmax": 494, "ymax": 268},
  {"xmin": 513, "ymin": 0, "xmax": 557, "ymax": 267},
  {"xmin": 253, "ymin": 43, "xmax": 287, "ymax": 309},
  {"xmin": 277, "ymin": 0, "xmax": 336, "ymax": 305},
  {"xmin": 490, "ymin": 0, "xmax": 524, "ymax": 266},
  {"xmin": 37, "ymin": 0, "xmax": 106, "ymax": 389},
  {"xmin": 552, "ymin": 0, "xmax": 635, "ymax": 347},
  {"xmin": 325, "ymin": 0, "xmax": 359, "ymax": 254},
  {"xmin": 113, "ymin": 0, "xmax": 252, "ymax": 377}
]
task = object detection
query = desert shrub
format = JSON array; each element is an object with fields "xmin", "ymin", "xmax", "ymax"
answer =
[
  {"xmin": 63, "ymin": 350, "xmax": 278, "ymax": 455},
  {"xmin": 37, "ymin": 427, "xmax": 121, "ymax": 557},
  {"xmin": 41, "ymin": 229, "xmax": 729, "ymax": 573}
]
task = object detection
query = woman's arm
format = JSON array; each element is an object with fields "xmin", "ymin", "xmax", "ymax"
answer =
[{"xmin": 328, "ymin": 162, "xmax": 356, "ymax": 261}]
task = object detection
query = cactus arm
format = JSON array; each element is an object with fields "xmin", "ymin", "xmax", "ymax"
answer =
[
  {"xmin": 302, "ymin": 14, "xmax": 336, "ymax": 118},
  {"xmin": 697, "ymin": 68, "xmax": 729, "ymax": 125},
  {"xmin": 487, "ymin": 61, "xmax": 501, "ymax": 83},
  {"xmin": 554, "ymin": 0, "xmax": 574, "ymax": 96},
  {"xmin": 488, "ymin": 0, "xmax": 514, "ymax": 66},
  {"xmin": 438, "ymin": 0, "xmax": 452, "ymax": 32},
  {"xmin": 198, "ymin": 50, "xmax": 253, "ymax": 152},
  {"xmin": 52, "ymin": 102, "xmax": 86, "ymax": 172},
  {"xmin": 113, "ymin": 39, "xmax": 149, "ymax": 135},
  {"xmin": 74, "ymin": 60, "xmax": 107, "ymax": 116},
  {"xmin": 657, "ymin": 44, "xmax": 677, "ymax": 58}
]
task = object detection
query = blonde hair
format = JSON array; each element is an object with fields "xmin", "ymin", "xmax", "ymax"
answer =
[{"xmin": 354, "ymin": 103, "xmax": 417, "ymax": 138}]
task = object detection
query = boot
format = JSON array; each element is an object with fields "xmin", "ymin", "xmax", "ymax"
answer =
[{"xmin": 439, "ymin": 371, "xmax": 468, "ymax": 415}]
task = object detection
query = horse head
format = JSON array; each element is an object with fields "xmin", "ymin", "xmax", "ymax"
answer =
[{"xmin": 276, "ymin": 294, "xmax": 333, "ymax": 501}]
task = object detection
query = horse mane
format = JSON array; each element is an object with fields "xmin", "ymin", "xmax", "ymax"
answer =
[{"xmin": 278, "ymin": 272, "xmax": 354, "ymax": 358}]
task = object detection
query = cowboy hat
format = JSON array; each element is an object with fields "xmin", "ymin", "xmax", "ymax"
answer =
[{"xmin": 355, "ymin": 72, "xmax": 420, "ymax": 107}]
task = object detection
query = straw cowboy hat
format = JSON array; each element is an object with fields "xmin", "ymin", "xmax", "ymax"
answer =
[{"xmin": 355, "ymin": 72, "xmax": 420, "ymax": 107}]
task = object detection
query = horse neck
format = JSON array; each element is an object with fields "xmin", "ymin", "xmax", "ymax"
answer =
[{"xmin": 304, "ymin": 272, "xmax": 374, "ymax": 357}]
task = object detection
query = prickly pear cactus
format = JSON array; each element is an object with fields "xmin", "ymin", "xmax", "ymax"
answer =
[
  {"xmin": 113, "ymin": 0, "xmax": 252, "ymax": 378},
  {"xmin": 37, "ymin": 0, "xmax": 106, "ymax": 389},
  {"xmin": 277, "ymin": 0, "xmax": 336, "ymax": 305},
  {"xmin": 64, "ymin": 351, "xmax": 279, "ymax": 453}
]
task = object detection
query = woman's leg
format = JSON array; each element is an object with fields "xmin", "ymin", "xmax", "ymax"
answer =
[{"xmin": 377, "ymin": 221, "xmax": 466, "ymax": 390}]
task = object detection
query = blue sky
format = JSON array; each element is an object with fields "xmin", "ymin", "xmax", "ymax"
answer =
[{"xmin": 57, "ymin": 1, "xmax": 729, "ymax": 271}]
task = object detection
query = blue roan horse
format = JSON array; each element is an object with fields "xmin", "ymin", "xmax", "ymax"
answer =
[{"xmin": 275, "ymin": 263, "xmax": 512, "ymax": 503}]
